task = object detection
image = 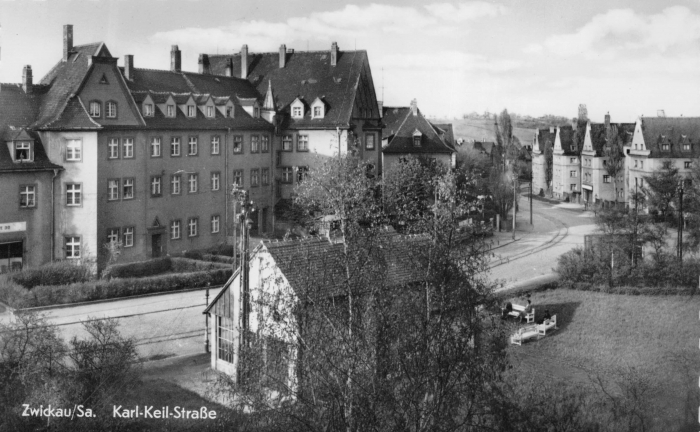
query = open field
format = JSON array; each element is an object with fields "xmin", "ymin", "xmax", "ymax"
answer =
[
  {"xmin": 504, "ymin": 288, "xmax": 700, "ymax": 430},
  {"xmin": 432, "ymin": 117, "xmax": 536, "ymax": 146}
]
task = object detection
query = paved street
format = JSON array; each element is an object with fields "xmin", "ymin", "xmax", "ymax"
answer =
[{"xmin": 0, "ymin": 196, "xmax": 597, "ymax": 361}]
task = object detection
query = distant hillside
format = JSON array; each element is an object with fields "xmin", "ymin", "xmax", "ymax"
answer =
[{"xmin": 432, "ymin": 118, "xmax": 535, "ymax": 146}]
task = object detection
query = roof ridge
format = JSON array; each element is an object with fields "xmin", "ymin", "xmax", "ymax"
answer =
[{"xmin": 221, "ymin": 49, "xmax": 366, "ymax": 56}]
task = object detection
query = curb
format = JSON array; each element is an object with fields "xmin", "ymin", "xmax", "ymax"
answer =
[{"xmin": 17, "ymin": 284, "xmax": 224, "ymax": 313}]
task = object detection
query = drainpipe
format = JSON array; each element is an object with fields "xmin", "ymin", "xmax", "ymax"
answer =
[
  {"xmin": 225, "ymin": 128, "xmax": 230, "ymax": 241},
  {"xmin": 51, "ymin": 169, "xmax": 59, "ymax": 262}
]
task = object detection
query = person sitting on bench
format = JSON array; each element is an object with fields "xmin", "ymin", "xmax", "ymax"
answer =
[
  {"xmin": 518, "ymin": 300, "xmax": 533, "ymax": 323},
  {"xmin": 536, "ymin": 309, "xmax": 552, "ymax": 325}
]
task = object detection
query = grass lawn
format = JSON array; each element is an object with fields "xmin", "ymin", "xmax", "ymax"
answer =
[{"xmin": 503, "ymin": 288, "xmax": 700, "ymax": 430}]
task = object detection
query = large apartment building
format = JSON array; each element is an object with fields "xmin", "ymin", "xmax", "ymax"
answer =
[{"xmin": 0, "ymin": 25, "xmax": 384, "ymax": 272}]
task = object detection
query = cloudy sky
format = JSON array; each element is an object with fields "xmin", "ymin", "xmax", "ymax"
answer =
[{"xmin": 1, "ymin": 0, "xmax": 699, "ymax": 122}]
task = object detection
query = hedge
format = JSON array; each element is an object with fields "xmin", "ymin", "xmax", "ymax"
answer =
[
  {"xmin": 101, "ymin": 257, "xmax": 229, "ymax": 280},
  {"xmin": 0, "ymin": 268, "xmax": 232, "ymax": 309},
  {"xmin": 10, "ymin": 261, "xmax": 94, "ymax": 289}
]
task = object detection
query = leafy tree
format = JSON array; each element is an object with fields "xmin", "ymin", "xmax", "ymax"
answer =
[
  {"xmin": 643, "ymin": 159, "xmax": 680, "ymax": 223},
  {"xmin": 603, "ymin": 125, "xmax": 626, "ymax": 207},
  {"xmin": 544, "ymin": 141, "xmax": 554, "ymax": 197}
]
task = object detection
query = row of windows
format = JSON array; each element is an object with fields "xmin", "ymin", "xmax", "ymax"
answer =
[
  {"xmin": 89, "ymin": 101, "xmax": 118, "ymax": 119},
  {"xmin": 106, "ymin": 135, "xmax": 270, "ymax": 159},
  {"xmin": 143, "ymin": 102, "xmax": 244, "ymax": 119},
  {"xmin": 169, "ymin": 216, "xmax": 220, "ymax": 239},
  {"xmin": 279, "ymin": 133, "xmax": 376, "ymax": 152}
]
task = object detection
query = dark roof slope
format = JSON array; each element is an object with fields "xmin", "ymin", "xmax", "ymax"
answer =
[
  {"xmin": 588, "ymin": 123, "xmax": 635, "ymax": 157},
  {"xmin": 432, "ymin": 123, "xmax": 455, "ymax": 146},
  {"xmin": 124, "ymin": 68, "xmax": 261, "ymax": 99},
  {"xmin": 382, "ymin": 108, "xmax": 455, "ymax": 155},
  {"xmin": 382, "ymin": 106, "xmax": 410, "ymax": 139},
  {"xmin": 558, "ymin": 125, "xmax": 576, "ymax": 156},
  {"xmin": 208, "ymin": 50, "xmax": 371, "ymax": 129},
  {"xmin": 536, "ymin": 128, "xmax": 556, "ymax": 153},
  {"xmin": 640, "ymin": 117, "xmax": 700, "ymax": 158}
]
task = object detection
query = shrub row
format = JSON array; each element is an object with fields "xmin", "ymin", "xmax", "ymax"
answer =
[
  {"xmin": 101, "ymin": 257, "xmax": 229, "ymax": 280},
  {"xmin": 566, "ymin": 282, "xmax": 696, "ymax": 296},
  {"xmin": 0, "ymin": 268, "xmax": 232, "ymax": 309},
  {"xmin": 10, "ymin": 261, "xmax": 94, "ymax": 289}
]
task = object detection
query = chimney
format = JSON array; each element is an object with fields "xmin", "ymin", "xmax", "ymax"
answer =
[
  {"xmin": 22, "ymin": 65, "xmax": 33, "ymax": 94},
  {"xmin": 63, "ymin": 25, "xmax": 73, "ymax": 62},
  {"xmin": 279, "ymin": 44, "xmax": 287, "ymax": 68},
  {"xmin": 224, "ymin": 58, "xmax": 233, "ymax": 77},
  {"xmin": 241, "ymin": 45, "xmax": 249, "ymax": 78},
  {"xmin": 170, "ymin": 45, "xmax": 181, "ymax": 72},
  {"xmin": 377, "ymin": 100, "xmax": 383, "ymax": 118},
  {"xmin": 124, "ymin": 55, "xmax": 134, "ymax": 81},
  {"xmin": 410, "ymin": 99, "xmax": 418, "ymax": 116},
  {"xmin": 330, "ymin": 42, "xmax": 338, "ymax": 66},
  {"xmin": 198, "ymin": 54, "xmax": 210, "ymax": 74}
]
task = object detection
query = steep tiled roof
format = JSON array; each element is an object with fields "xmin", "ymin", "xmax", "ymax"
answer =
[
  {"xmin": 588, "ymin": 123, "xmax": 635, "ymax": 157},
  {"xmin": 382, "ymin": 107, "xmax": 455, "ymax": 155},
  {"xmin": 43, "ymin": 96, "xmax": 102, "ymax": 130},
  {"xmin": 0, "ymin": 84, "xmax": 62, "ymax": 172},
  {"xmin": 474, "ymin": 141, "xmax": 496, "ymax": 156},
  {"xmin": 124, "ymin": 68, "xmax": 261, "ymax": 100},
  {"xmin": 558, "ymin": 125, "xmax": 576, "ymax": 156},
  {"xmin": 536, "ymin": 128, "xmax": 556, "ymax": 153},
  {"xmin": 33, "ymin": 44, "xmax": 104, "ymax": 129},
  {"xmin": 640, "ymin": 117, "xmax": 700, "ymax": 158},
  {"xmin": 382, "ymin": 107, "xmax": 409, "ymax": 139},
  {"xmin": 432, "ymin": 123, "xmax": 455, "ymax": 146},
  {"xmin": 208, "ymin": 50, "xmax": 374, "ymax": 129}
]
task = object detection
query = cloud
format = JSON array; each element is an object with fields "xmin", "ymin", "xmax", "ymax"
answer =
[
  {"xmin": 534, "ymin": 6, "xmax": 700, "ymax": 58},
  {"xmin": 425, "ymin": 2, "xmax": 509, "ymax": 22},
  {"xmin": 522, "ymin": 44, "xmax": 543, "ymax": 54},
  {"xmin": 377, "ymin": 51, "xmax": 521, "ymax": 74}
]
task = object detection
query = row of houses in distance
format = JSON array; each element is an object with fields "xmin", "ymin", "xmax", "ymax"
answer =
[{"xmin": 0, "ymin": 25, "xmax": 455, "ymax": 273}]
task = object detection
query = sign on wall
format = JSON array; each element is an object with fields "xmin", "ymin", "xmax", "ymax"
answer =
[{"xmin": 0, "ymin": 222, "xmax": 27, "ymax": 234}]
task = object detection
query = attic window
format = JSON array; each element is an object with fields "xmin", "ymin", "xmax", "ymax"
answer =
[
  {"xmin": 413, "ymin": 130, "xmax": 422, "ymax": 147},
  {"xmin": 253, "ymin": 107, "xmax": 260, "ymax": 118},
  {"xmin": 144, "ymin": 103, "xmax": 154, "ymax": 117},
  {"xmin": 683, "ymin": 143, "xmax": 690, "ymax": 151},
  {"xmin": 662, "ymin": 143, "xmax": 669, "ymax": 151},
  {"xmin": 292, "ymin": 105, "xmax": 303, "ymax": 118},
  {"xmin": 14, "ymin": 142, "xmax": 32, "ymax": 162},
  {"xmin": 187, "ymin": 105, "xmax": 196, "ymax": 118},
  {"xmin": 99, "ymin": 74, "xmax": 109, "ymax": 85},
  {"xmin": 226, "ymin": 106, "xmax": 233, "ymax": 117},
  {"xmin": 206, "ymin": 106, "xmax": 214, "ymax": 118},
  {"xmin": 167, "ymin": 105, "xmax": 175, "ymax": 117}
]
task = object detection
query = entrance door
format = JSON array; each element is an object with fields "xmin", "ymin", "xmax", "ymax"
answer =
[{"xmin": 151, "ymin": 234, "xmax": 162, "ymax": 258}]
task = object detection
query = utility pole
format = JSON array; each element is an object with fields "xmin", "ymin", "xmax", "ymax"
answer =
[
  {"xmin": 512, "ymin": 175, "xmax": 517, "ymax": 240},
  {"xmin": 530, "ymin": 149, "xmax": 533, "ymax": 225},
  {"xmin": 678, "ymin": 181, "xmax": 684, "ymax": 265},
  {"xmin": 633, "ymin": 178, "xmax": 638, "ymax": 267}
]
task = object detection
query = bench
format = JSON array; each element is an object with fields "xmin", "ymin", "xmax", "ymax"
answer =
[
  {"xmin": 510, "ymin": 325, "xmax": 539, "ymax": 345},
  {"xmin": 537, "ymin": 315, "xmax": 558, "ymax": 337},
  {"xmin": 503, "ymin": 303, "xmax": 535, "ymax": 323}
]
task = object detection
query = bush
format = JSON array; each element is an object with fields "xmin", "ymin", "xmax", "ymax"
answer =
[
  {"xmin": 10, "ymin": 261, "xmax": 94, "ymax": 289},
  {"xmin": 6, "ymin": 268, "xmax": 232, "ymax": 308},
  {"xmin": 170, "ymin": 257, "xmax": 229, "ymax": 272},
  {"xmin": 101, "ymin": 257, "xmax": 172, "ymax": 280}
]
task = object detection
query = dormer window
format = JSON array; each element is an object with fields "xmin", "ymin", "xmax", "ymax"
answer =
[
  {"xmin": 314, "ymin": 107, "xmax": 322, "ymax": 117},
  {"xmin": 144, "ymin": 104, "xmax": 154, "ymax": 117},
  {"xmin": 292, "ymin": 106, "xmax": 303, "ymax": 118},
  {"xmin": 14, "ymin": 142, "xmax": 32, "ymax": 162},
  {"xmin": 662, "ymin": 143, "xmax": 669, "ymax": 151},
  {"xmin": 226, "ymin": 106, "xmax": 233, "ymax": 118},
  {"xmin": 167, "ymin": 105, "xmax": 175, "ymax": 117},
  {"xmin": 683, "ymin": 143, "xmax": 690, "ymax": 151},
  {"xmin": 187, "ymin": 105, "xmax": 196, "ymax": 118},
  {"xmin": 206, "ymin": 106, "xmax": 214, "ymax": 118},
  {"xmin": 253, "ymin": 107, "xmax": 260, "ymax": 118},
  {"xmin": 413, "ymin": 130, "xmax": 422, "ymax": 147}
]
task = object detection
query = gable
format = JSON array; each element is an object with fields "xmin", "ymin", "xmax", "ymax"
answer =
[{"xmin": 77, "ymin": 60, "xmax": 143, "ymax": 127}]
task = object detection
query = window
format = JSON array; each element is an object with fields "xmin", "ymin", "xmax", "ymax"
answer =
[
  {"xmin": 313, "ymin": 106, "xmax": 322, "ymax": 118},
  {"xmin": 144, "ymin": 103, "xmax": 154, "ymax": 117},
  {"xmin": 188, "ymin": 218, "xmax": 198, "ymax": 237},
  {"xmin": 414, "ymin": 135, "xmax": 421, "ymax": 147},
  {"xmin": 261, "ymin": 135, "xmax": 270, "ymax": 153},
  {"xmin": 107, "ymin": 228, "xmax": 120, "ymax": 244},
  {"xmin": 108, "ymin": 179, "xmax": 119, "ymax": 201},
  {"xmin": 206, "ymin": 106, "xmax": 214, "ymax": 118},
  {"xmin": 253, "ymin": 107, "xmax": 260, "ymax": 118},
  {"xmin": 171, "ymin": 137, "xmax": 181, "ymax": 156},
  {"xmin": 170, "ymin": 220, "xmax": 181, "ymax": 240},
  {"xmin": 570, "ymin": 157, "xmax": 576, "ymax": 163},
  {"xmin": 251, "ymin": 169, "xmax": 259, "ymax": 187},
  {"xmin": 603, "ymin": 175, "xmax": 611, "ymax": 183},
  {"xmin": 297, "ymin": 135, "xmax": 309, "ymax": 151},
  {"xmin": 211, "ymin": 172, "xmax": 220, "ymax": 191},
  {"xmin": 19, "ymin": 185, "xmax": 36, "ymax": 208},
  {"xmin": 109, "ymin": 138, "xmax": 119, "ymax": 159},
  {"xmin": 151, "ymin": 137, "xmax": 161, "ymax": 157},
  {"xmin": 685, "ymin": 161, "xmax": 692, "ymax": 169},
  {"xmin": 570, "ymin": 184, "xmax": 577, "ymax": 191},
  {"xmin": 297, "ymin": 166, "xmax": 309, "ymax": 183},
  {"xmin": 217, "ymin": 316, "xmax": 235, "ymax": 363},
  {"xmin": 365, "ymin": 134, "xmax": 375, "ymax": 150},
  {"xmin": 89, "ymin": 101, "xmax": 101, "ymax": 118},
  {"xmin": 233, "ymin": 136, "xmax": 243, "ymax": 153},
  {"xmin": 187, "ymin": 105, "xmax": 196, "ymax": 117},
  {"xmin": 66, "ymin": 183, "xmax": 81, "ymax": 206},
  {"xmin": 261, "ymin": 168, "xmax": 270, "ymax": 185},
  {"xmin": 226, "ymin": 106, "xmax": 233, "ymax": 117},
  {"xmin": 167, "ymin": 105, "xmax": 175, "ymax": 117},
  {"xmin": 292, "ymin": 106, "xmax": 303, "ymax": 118},
  {"xmin": 640, "ymin": 161, "xmax": 643, "ymax": 169},
  {"xmin": 151, "ymin": 176, "xmax": 162, "ymax": 196},
  {"xmin": 211, "ymin": 215, "xmax": 220, "ymax": 233},
  {"xmin": 570, "ymin": 145, "xmax": 575, "ymax": 152},
  {"xmin": 106, "ymin": 101, "xmax": 117, "ymax": 118},
  {"xmin": 233, "ymin": 170, "xmax": 243, "ymax": 187},
  {"xmin": 634, "ymin": 160, "xmax": 638, "ymax": 168},
  {"xmin": 188, "ymin": 174, "xmax": 198, "ymax": 193},
  {"xmin": 603, "ymin": 160, "xmax": 607, "ymax": 167},
  {"xmin": 251, "ymin": 135, "xmax": 260, "ymax": 153},
  {"xmin": 65, "ymin": 236, "xmax": 81, "ymax": 259},
  {"xmin": 123, "ymin": 227, "xmax": 134, "ymax": 247},
  {"xmin": 188, "ymin": 136, "xmax": 198, "ymax": 155},
  {"xmin": 282, "ymin": 167, "xmax": 293, "ymax": 183},
  {"xmin": 66, "ymin": 139, "xmax": 82, "ymax": 161},
  {"xmin": 15, "ymin": 142, "xmax": 32, "ymax": 161},
  {"xmin": 171, "ymin": 175, "xmax": 181, "ymax": 195},
  {"xmin": 683, "ymin": 143, "xmax": 691, "ymax": 151},
  {"xmin": 282, "ymin": 135, "xmax": 293, "ymax": 151},
  {"xmin": 123, "ymin": 178, "xmax": 134, "ymax": 199},
  {"xmin": 123, "ymin": 138, "xmax": 134, "ymax": 158},
  {"xmin": 662, "ymin": 143, "xmax": 669, "ymax": 151},
  {"xmin": 211, "ymin": 136, "xmax": 220, "ymax": 155},
  {"xmin": 570, "ymin": 171, "xmax": 577, "ymax": 178}
]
